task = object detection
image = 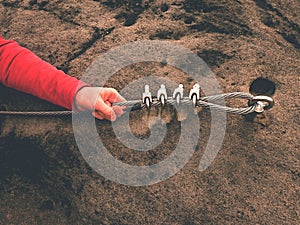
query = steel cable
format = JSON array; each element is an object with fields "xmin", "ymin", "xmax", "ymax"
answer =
[{"xmin": 0, "ymin": 92, "xmax": 268, "ymax": 116}]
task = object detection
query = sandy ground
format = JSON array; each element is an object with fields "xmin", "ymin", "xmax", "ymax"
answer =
[{"xmin": 0, "ymin": 0, "xmax": 299, "ymax": 224}]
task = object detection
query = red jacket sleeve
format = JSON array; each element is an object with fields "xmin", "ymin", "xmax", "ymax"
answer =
[{"xmin": 0, "ymin": 36, "xmax": 89, "ymax": 110}]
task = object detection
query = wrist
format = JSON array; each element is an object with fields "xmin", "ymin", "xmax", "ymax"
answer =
[{"xmin": 73, "ymin": 86, "xmax": 91, "ymax": 111}]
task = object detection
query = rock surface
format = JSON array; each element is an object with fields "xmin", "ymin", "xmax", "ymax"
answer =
[{"xmin": 0, "ymin": 0, "xmax": 299, "ymax": 224}]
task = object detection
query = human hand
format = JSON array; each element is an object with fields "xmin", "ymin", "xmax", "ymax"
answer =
[{"xmin": 74, "ymin": 87, "xmax": 126, "ymax": 121}]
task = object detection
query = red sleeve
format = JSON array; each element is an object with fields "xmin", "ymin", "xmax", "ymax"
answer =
[{"xmin": 0, "ymin": 36, "xmax": 89, "ymax": 110}]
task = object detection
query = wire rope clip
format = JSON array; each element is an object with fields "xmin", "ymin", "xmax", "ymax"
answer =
[
  {"xmin": 189, "ymin": 83, "xmax": 201, "ymax": 107},
  {"xmin": 157, "ymin": 84, "xmax": 168, "ymax": 106},
  {"xmin": 173, "ymin": 84, "xmax": 184, "ymax": 105},
  {"xmin": 142, "ymin": 85, "xmax": 152, "ymax": 109}
]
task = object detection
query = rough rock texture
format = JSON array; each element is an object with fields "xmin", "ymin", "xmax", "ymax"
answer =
[{"xmin": 0, "ymin": 0, "xmax": 299, "ymax": 224}]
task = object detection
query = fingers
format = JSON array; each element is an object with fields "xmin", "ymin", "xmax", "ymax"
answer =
[
  {"xmin": 92, "ymin": 111, "xmax": 104, "ymax": 120},
  {"xmin": 93, "ymin": 88, "xmax": 126, "ymax": 121},
  {"xmin": 100, "ymin": 88, "xmax": 126, "ymax": 103},
  {"xmin": 112, "ymin": 105, "xmax": 125, "ymax": 117},
  {"xmin": 94, "ymin": 98, "xmax": 117, "ymax": 121},
  {"xmin": 93, "ymin": 107, "xmax": 123, "ymax": 121}
]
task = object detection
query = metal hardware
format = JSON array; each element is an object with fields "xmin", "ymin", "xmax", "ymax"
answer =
[
  {"xmin": 173, "ymin": 84, "xmax": 184, "ymax": 105},
  {"xmin": 189, "ymin": 83, "xmax": 201, "ymax": 107},
  {"xmin": 142, "ymin": 85, "xmax": 152, "ymax": 109},
  {"xmin": 0, "ymin": 85, "xmax": 275, "ymax": 117},
  {"xmin": 157, "ymin": 84, "xmax": 167, "ymax": 106},
  {"xmin": 248, "ymin": 95, "xmax": 274, "ymax": 112}
]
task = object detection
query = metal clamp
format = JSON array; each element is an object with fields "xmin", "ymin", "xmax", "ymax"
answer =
[
  {"xmin": 173, "ymin": 84, "xmax": 184, "ymax": 105},
  {"xmin": 189, "ymin": 83, "xmax": 201, "ymax": 107},
  {"xmin": 157, "ymin": 84, "xmax": 168, "ymax": 106},
  {"xmin": 248, "ymin": 95, "xmax": 274, "ymax": 113},
  {"xmin": 142, "ymin": 85, "xmax": 152, "ymax": 108}
]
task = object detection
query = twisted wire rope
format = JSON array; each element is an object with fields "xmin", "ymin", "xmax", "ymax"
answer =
[{"xmin": 0, "ymin": 92, "xmax": 262, "ymax": 116}]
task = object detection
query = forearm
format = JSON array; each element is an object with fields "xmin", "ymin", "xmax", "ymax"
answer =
[{"xmin": 0, "ymin": 37, "xmax": 89, "ymax": 110}]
